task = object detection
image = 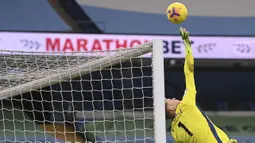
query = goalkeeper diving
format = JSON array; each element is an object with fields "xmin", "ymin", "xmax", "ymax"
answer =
[{"xmin": 165, "ymin": 27, "xmax": 238, "ymax": 143}]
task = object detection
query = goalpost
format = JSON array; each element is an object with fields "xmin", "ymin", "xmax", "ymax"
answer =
[{"xmin": 0, "ymin": 40, "xmax": 166, "ymax": 143}]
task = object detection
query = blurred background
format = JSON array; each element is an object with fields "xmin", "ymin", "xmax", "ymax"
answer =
[{"xmin": 0, "ymin": 0, "xmax": 255, "ymax": 143}]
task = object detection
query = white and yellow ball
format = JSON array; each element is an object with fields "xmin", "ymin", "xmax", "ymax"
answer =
[{"xmin": 166, "ymin": 2, "xmax": 188, "ymax": 24}]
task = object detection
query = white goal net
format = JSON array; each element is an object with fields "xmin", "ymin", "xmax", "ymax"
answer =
[{"xmin": 0, "ymin": 40, "xmax": 166, "ymax": 143}]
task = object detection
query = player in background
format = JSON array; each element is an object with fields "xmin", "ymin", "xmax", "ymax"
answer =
[{"xmin": 165, "ymin": 27, "xmax": 238, "ymax": 143}]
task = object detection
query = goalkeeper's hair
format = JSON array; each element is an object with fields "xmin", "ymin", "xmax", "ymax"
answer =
[{"xmin": 228, "ymin": 139, "xmax": 238, "ymax": 143}]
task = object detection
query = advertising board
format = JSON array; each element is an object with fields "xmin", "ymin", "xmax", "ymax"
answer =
[{"xmin": 1, "ymin": 32, "xmax": 255, "ymax": 59}]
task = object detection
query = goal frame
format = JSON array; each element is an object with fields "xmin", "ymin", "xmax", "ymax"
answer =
[
  {"xmin": 0, "ymin": 39, "xmax": 166, "ymax": 143},
  {"xmin": 152, "ymin": 40, "xmax": 166, "ymax": 143}
]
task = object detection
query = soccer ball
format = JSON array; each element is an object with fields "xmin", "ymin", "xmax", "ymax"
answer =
[{"xmin": 166, "ymin": 2, "xmax": 188, "ymax": 24}]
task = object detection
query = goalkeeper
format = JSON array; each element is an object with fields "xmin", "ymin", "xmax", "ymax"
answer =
[{"xmin": 165, "ymin": 27, "xmax": 238, "ymax": 143}]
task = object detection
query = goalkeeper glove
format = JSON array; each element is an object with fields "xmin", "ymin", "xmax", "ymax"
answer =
[
  {"xmin": 179, "ymin": 27, "xmax": 191, "ymax": 47},
  {"xmin": 180, "ymin": 27, "xmax": 194, "ymax": 73}
]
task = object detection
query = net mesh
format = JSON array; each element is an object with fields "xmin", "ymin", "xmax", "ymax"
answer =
[
  {"xmin": 0, "ymin": 53, "xmax": 92, "ymax": 91},
  {"xmin": 0, "ymin": 42, "xmax": 157, "ymax": 143}
]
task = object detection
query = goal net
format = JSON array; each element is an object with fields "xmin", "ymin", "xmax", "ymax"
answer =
[{"xmin": 0, "ymin": 40, "xmax": 166, "ymax": 143}]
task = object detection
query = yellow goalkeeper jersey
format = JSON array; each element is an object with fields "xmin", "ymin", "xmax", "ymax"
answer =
[{"xmin": 171, "ymin": 55, "xmax": 230, "ymax": 143}]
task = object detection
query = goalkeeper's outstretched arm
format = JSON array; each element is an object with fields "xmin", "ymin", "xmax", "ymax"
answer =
[{"xmin": 180, "ymin": 27, "xmax": 197, "ymax": 104}]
